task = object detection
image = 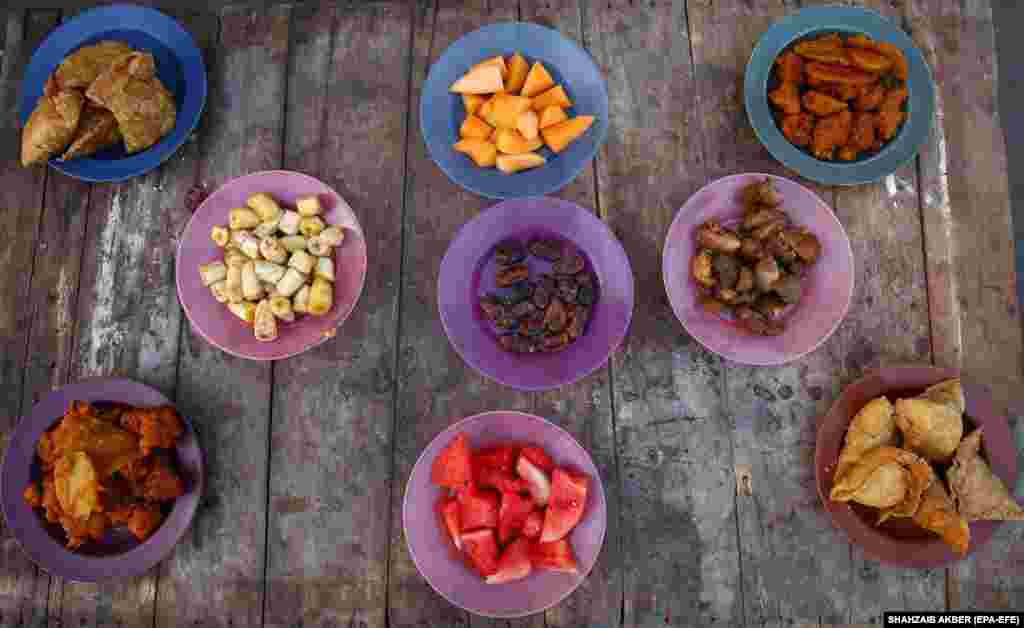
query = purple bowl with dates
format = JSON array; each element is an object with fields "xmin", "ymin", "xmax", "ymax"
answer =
[{"xmin": 438, "ymin": 197, "xmax": 634, "ymax": 391}]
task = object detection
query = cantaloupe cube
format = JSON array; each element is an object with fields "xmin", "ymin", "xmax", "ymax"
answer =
[
  {"xmin": 531, "ymin": 85, "xmax": 571, "ymax": 111},
  {"xmin": 521, "ymin": 61, "xmax": 555, "ymax": 97},
  {"xmin": 517, "ymin": 110, "xmax": 539, "ymax": 140},
  {"xmin": 463, "ymin": 94, "xmax": 486, "ymax": 116},
  {"xmin": 450, "ymin": 65, "xmax": 504, "ymax": 94},
  {"xmin": 454, "ymin": 138, "xmax": 498, "ymax": 167},
  {"xmin": 460, "ymin": 114, "xmax": 493, "ymax": 140},
  {"xmin": 505, "ymin": 52, "xmax": 530, "ymax": 94},
  {"xmin": 495, "ymin": 128, "xmax": 543, "ymax": 154},
  {"xmin": 538, "ymin": 105, "xmax": 568, "ymax": 129},
  {"xmin": 483, "ymin": 93, "xmax": 533, "ymax": 130},
  {"xmin": 541, "ymin": 115, "xmax": 595, "ymax": 153},
  {"xmin": 478, "ymin": 94, "xmax": 498, "ymax": 121},
  {"xmin": 472, "ymin": 55, "xmax": 508, "ymax": 79},
  {"xmin": 496, "ymin": 152, "xmax": 546, "ymax": 174}
]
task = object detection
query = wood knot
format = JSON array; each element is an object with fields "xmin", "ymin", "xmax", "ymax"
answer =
[{"xmin": 735, "ymin": 464, "xmax": 753, "ymax": 496}]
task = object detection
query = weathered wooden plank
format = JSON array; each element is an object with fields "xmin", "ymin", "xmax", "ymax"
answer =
[
  {"xmin": 387, "ymin": 1, "xmax": 537, "ymax": 626},
  {"xmin": 153, "ymin": 7, "xmax": 288, "ymax": 628},
  {"xmin": 262, "ymin": 3, "xmax": 411, "ymax": 627},
  {"xmin": 584, "ymin": 2, "xmax": 743, "ymax": 626},
  {"xmin": 906, "ymin": 0, "xmax": 1024, "ymax": 611}
]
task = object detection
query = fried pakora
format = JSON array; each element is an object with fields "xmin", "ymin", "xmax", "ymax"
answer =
[
  {"xmin": 811, "ymin": 109, "xmax": 852, "ymax": 160},
  {"xmin": 120, "ymin": 405, "xmax": 184, "ymax": 455},
  {"xmin": 768, "ymin": 81, "xmax": 801, "ymax": 116},
  {"xmin": 802, "ymin": 90, "xmax": 848, "ymax": 116},
  {"xmin": 781, "ymin": 112, "xmax": 814, "ymax": 147}
]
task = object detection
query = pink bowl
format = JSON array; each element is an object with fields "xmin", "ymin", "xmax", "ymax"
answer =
[
  {"xmin": 403, "ymin": 411, "xmax": 607, "ymax": 618},
  {"xmin": 175, "ymin": 170, "xmax": 367, "ymax": 360},
  {"xmin": 662, "ymin": 173, "xmax": 854, "ymax": 365}
]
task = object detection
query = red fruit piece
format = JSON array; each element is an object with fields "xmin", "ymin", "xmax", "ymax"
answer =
[
  {"xmin": 458, "ymin": 486, "xmax": 500, "ymax": 530},
  {"xmin": 498, "ymin": 491, "xmax": 534, "ymax": 544},
  {"xmin": 473, "ymin": 446, "xmax": 518, "ymax": 473},
  {"xmin": 540, "ymin": 468, "xmax": 590, "ymax": 543},
  {"xmin": 520, "ymin": 445, "xmax": 555, "ymax": 473},
  {"xmin": 485, "ymin": 537, "xmax": 533, "ymax": 584},
  {"xmin": 522, "ymin": 509, "xmax": 543, "ymax": 539},
  {"xmin": 437, "ymin": 497, "xmax": 462, "ymax": 550},
  {"xmin": 531, "ymin": 539, "xmax": 579, "ymax": 573},
  {"xmin": 431, "ymin": 433, "xmax": 473, "ymax": 490},
  {"xmin": 461, "ymin": 529, "xmax": 500, "ymax": 577},
  {"xmin": 515, "ymin": 455, "xmax": 551, "ymax": 507},
  {"xmin": 476, "ymin": 466, "xmax": 528, "ymax": 495}
]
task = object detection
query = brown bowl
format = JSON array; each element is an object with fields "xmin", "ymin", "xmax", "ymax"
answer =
[{"xmin": 815, "ymin": 366, "xmax": 1018, "ymax": 567}]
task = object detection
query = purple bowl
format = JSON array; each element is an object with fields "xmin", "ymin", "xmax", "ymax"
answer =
[
  {"xmin": 663, "ymin": 173, "xmax": 854, "ymax": 365},
  {"xmin": 438, "ymin": 197, "xmax": 634, "ymax": 391},
  {"xmin": 176, "ymin": 170, "xmax": 368, "ymax": 361},
  {"xmin": 0, "ymin": 377, "xmax": 204, "ymax": 581},
  {"xmin": 403, "ymin": 411, "xmax": 607, "ymax": 618}
]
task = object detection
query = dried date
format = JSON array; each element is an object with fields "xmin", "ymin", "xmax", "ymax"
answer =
[
  {"xmin": 527, "ymin": 238, "xmax": 562, "ymax": 261},
  {"xmin": 544, "ymin": 298, "xmax": 569, "ymax": 333},
  {"xmin": 494, "ymin": 239, "xmax": 526, "ymax": 265},
  {"xmin": 496, "ymin": 264, "xmax": 530, "ymax": 287},
  {"xmin": 532, "ymin": 275, "xmax": 556, "ymax": 309},
  {"xmin": 552, "ymin": 247, "xmax": 585, "ymax": 275}
]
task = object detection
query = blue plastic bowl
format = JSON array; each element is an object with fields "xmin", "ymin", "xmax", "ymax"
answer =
[
  {"xmin": 744, "ymin": 6, "xmax": 934, "ymax": 186},
  {"xmin": 19, "ymin": 4, "xmax": 207, "ymax": 183},
  {"xmin": 420, "ymin": 22, "xmax": 608, "ymax": 199}
]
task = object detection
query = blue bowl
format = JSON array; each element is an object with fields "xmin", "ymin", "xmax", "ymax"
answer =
[
  {"xmin": 19, "ymin": 4, "xmax": 207, "ymax": 183},
  {"xmin": 744, "ymin": 6, "xmax": 934, "ymax": 186},
  {"xmin": 420, "ymin": 22, "xmax": 608, "ymax": 199}
]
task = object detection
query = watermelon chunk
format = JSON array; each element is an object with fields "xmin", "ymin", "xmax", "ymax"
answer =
[
  {"xmin": 522, "ymin": 509, "xmax": 543, "ymax": 539},
  {"xmin": 474, "ymin": 446, "xmax": 518, "ymax": 473},
  {"xmin": 476, "ymin": 466, "xmax": 528, "ymax": 495},
  {"xmin": 540, "ymin": 468, "xmax": 590, "ymax": 542},
  {"xmin": 461, "ymin": 529, "xmax": 499, "ymax": 577},
  {"xmin": 515, "ymin": 455, "xmax": 551, "ymax": 507},
  {"xmin": 531, "ymin": 539, "xmax": 579, "ymax": 573},
  {"xmin": 520, "ymin": 445, "xmax": 555, "ymax": 473},
  {"xmin": 458, "ymin": 486, "xmax": 500, "ymax": 530},
  {"xmin": 431, "ymin": 433, "xmax": 473, "ymax": 490},
  {"xmin": 498, "ymin": 491, "xmax": 534, "ymax": 544},
  {"xmin": 485, "ymin": 537, "xmax": 533, "ymax": 584},
  {"xmin": 437, "ymin": 496, "xmax": 462, "ymax": 550}
]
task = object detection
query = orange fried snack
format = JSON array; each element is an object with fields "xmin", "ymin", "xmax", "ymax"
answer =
[
  {"xmin": 127, "ymin": 504, "xmax": 164, "ymax": 541},
  {"xmin": 48, "ymin": 409, "xmax": 142, "ymax": 478},
  {"xmin": 21, "ymin": 89, "xmax": 85, "ymax": 166},
  {"xmin": 120, "ymin": 405, "xmax": 184, "ymax": 456},
  {"xmin": 23, "ymin": 482, "xmax": 42, "ymax": 508},
  {"xmin": 848, "ymin": 47, "xmax": 893, "ymax": 74},
  {"xmin": 794, "ymin": 34, "xmax": 850, "ymax": 65},
  {"xmin": 143, "ymin": 460, "xmax": 185, "ymax": 501},
  {"xmin": 855, "ymin": 83, "xmax": 886, "ymax": 111},
  {"xmin": 811, "ymin": 110, "xmax": 853, "ymax": 160},
  {"xmin": 774, "ymin": 51, "xmax": 804, "ymax": 85},
  {"xmin": 876, "ymin": 86, "xmax": 909, "ymax": 140},
  {"xmin": 837, "ymin": 146, "xmax": 859, "ymax": 161},
  {"xmin": 781, "ymin": 112, "xmax": 815, "ymax": 147},
  {"xmin": 825, "ymin": 83, "xmax": 863, "ymax": 102},
  {"xmin": 54, "ymin": 40, "xmax": 133, "ymax": 90},
  {"xmin": 849, "ymin": 112, "xmax": 877, "ymax": 152},
  {"xmin": 768, "ymin": 81, "xmax": 802, "ymax": 115},
  {"xmin": 802, "ymin": 90, "xmax": 848, "ymax": 116},
  {"xmin": 805, "ymin": 62, "xmax": 877, "ymax": 86},
  {"xmin": 61, "ymin": 103, "xmax": 123, "ymax": 161},
  {"xmin": 847, "ymin": 34, "xmax": 908, "ymax": 81},
  {"xmin": 54, "ymin": 451, "xmax": 101, "ymax": 520}
]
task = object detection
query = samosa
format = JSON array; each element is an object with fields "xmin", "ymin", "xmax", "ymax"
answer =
[{"xmin": 947, "ymin": 429, "xmax": 1024, "ymax": 521}]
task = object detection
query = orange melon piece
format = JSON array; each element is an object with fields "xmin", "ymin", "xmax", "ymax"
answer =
[
  {"xmin": 460, "ymin": 114, "xmax": 493, "ymax": 140},
  {"xmin": 478, "ymin": 94, "xmax": 499, "ymax": 121},
  {"xmin": 505, "ymin": 52, "xmax": 530, "ymax": 94},
  {"xmin": 531, "ymin": 85, "xmax": 571, "ymax": 111},
  {"xmin": 538, "ymin": 105, "xmax": 568, "ymax": 129},
  {"xmin": 463, "ymin": 94, "xmax": 486, "ymax": 116},
  {"xmin": 495, "ymin": 128, "xmax": 543, "ymax": 154},
  {"xmin": 450, "ymin": 65, "xmax": 504, "ymax": 94},
  {"xmin": 521, "ymin": 61, "xmax": 555, "ymax": 97},
  {"xmin": 517, "ymin": 110, "xmax": 539, "ymax": 140},
  {"xmin": 454, "ymin": 138, "xmax": 498, "ymax": 167},
  {"xmin": 472, "ymin": 55, "xmax": 508, "ymax": 79},
  {"xmin": 483, "ymin": 93, "xmax": 532, "ymax": 130},
  {"xmin": 496, "ymin": 152, "xmax": 546, "ymax": 174},
  {"xmin": 541, "ymin": 115, "xmax": 595, "ymax": 153}
]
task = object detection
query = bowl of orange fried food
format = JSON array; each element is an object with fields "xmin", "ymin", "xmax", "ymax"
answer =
[
  {"xmin": 1, "ymin": 378, "xmax": 203, "ymax": 581},
  {"xmin": 745, "ymin": 6, "xmax": 935, "ymax": 185}
]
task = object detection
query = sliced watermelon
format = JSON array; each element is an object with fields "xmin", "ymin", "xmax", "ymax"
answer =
[
  {"xmin": 460, "ymin": 528, "xmax": 499, "ymax": 577},
  {"xmin": 522, "ymin": 509, "xmax": 543, "ymax": 539},
  {"xmin": 520, "ymin": 445, "xmax": 555, "ymax": 473},
  {"xmin": 431, "ymin": 433, "xmax": 473, "ymax": 490},
  {"xmin": 540, "ymin": 467, "xmax": 590, "ymax": 542},
  {"xmin": 531, "ymin": 539, "xmax": 579, "ymax": 573},
  {"xmin": 485, "ymin": 537, "xmax": 533, "ymax": 584},
  {"xmin": 498, "ymin": 491, "xmax": 534, "ymax": 544},
  {"xmin": 516, "ymin": 455, "xmax": 551, "ymax": 507},
  {"xmin": 458, "ymin": 485, "xmax": 500, "ymax": 530},
  {"xmin": 437, "ymin": 496, "xmax": 462, "ymax": 550},
  {"xmin": 473, "ymin": 446, "xmax": 518, "ymax": 473},
  {"xmin": 476, "ymin": 466, "xmax": 528, "ymax": 495}
]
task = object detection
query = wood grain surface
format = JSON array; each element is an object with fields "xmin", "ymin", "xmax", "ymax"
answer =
[{"xmin": 0, "ymin": 1, "xmax": 1019, "ymax": 627}]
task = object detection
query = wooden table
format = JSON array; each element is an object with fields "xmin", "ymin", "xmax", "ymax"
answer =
[{"xmin": 1, "ymin": 2, "xmax": 1021, "ymax": 626}]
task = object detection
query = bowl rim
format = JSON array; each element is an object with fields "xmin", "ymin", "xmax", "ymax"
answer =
[
  {"xmin": 662, "ymin": 172, "xmax": 855, "ymax": 366},
  {"xmin": 743, "ymin": 5, "xmax": 935, "ymax": 186},
  {"xmin": 402, "ymin": 409, "xmax": 607, "ymax": 617}
]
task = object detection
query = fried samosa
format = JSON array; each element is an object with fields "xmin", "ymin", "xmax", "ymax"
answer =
[
  {"xmin": 61, "ymin": 103, "xmax": 122, "ymax": 160},
  {"xmin": 835, "ymin": 396, "xmax": 898, "ymax": 480},
  {"xmin": 913, "ymin": 481, "xmax": 970, "ymax": 555},
  {"xmin": 86, "ymin": 51, "xmax": 176, "ymax": 154},
  {"xmin": 831, "ymin": 446, "xmax": 934, "ymax": 517},
  {"xmin": 47, "ymin": 408, "xmax": 142, "ymax": 478},
  {"xmin": 20, "ymin": 88, "xmax": 84, "ymax": 166},
  {"xmin": 894, "ymin": 379, "xmax": 964, "ymax": 463},
  {"xmin": 85, "ymin": 51, "xmax": 156, "ymax": 107},
  {"xmin": 947, "ymin": 429, "xmax": 1024, "ymax": 521},
  {"xmin": 54, "ymin": 40, "xmax": 133, "ymax": 90}
]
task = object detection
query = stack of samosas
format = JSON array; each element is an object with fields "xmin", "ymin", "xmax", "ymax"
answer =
[
  {"xmin": 830, "ymin": 380, "xmax": 1023, "ymax": 556},
  {"xmin": 768, "ymin": 33, "xmax": 908, "ymax": 161},
  {"xmin": 23, "ymin": 400, "xmax": 186, "ymax": 550},
  {"xmin": 20, "ymin": 41, "xmax": 176, "ymax": 166}
]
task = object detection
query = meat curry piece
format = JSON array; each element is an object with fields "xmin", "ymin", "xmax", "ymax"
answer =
[{"xmin": 120, "ymin": 405, "xmax": 184, "ymax": 456}]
